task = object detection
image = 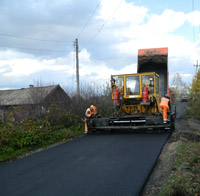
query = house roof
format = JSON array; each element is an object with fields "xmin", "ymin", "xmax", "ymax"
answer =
[{"xmin": 0, "ymin": 85, "xmax": 64, "ymax": 106}]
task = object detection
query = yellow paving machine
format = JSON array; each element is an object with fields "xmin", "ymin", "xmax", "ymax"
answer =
[{"xmin": 87, "ymin": 48, "xmax": 176, "ymax": 132}]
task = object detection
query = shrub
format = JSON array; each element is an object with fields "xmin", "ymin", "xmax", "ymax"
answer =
[
  {"xmin": 160, "ymin": 142, "xmax": 200, "ymax": 196},
  {"xmin": 187, "ymin": 70, "xmax": 200, "ymax": 120},
  {"xmin": 65, "ymin": 81, "xmax": 113, "ymax": 118},
  {"xmin": 0, "ymin": 81, "xmax": 113, "ymax": 162},
  {"xmin": 0, "ymin": 115, "xmax": 84, "ymax": 162},
  {"xmin": 46, "ymin": 104, "xmax": 79, "ymax": 129}
]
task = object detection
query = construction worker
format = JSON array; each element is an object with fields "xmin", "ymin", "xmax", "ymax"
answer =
[
  {"xmin": 159, "ymin": 94, "xmax": 170, "ymax": 124},
  {"xmin": 85, "ymin": 105, "xmax": 97, "ymax": 134}
]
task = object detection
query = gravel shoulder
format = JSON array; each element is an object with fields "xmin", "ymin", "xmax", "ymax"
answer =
[{"xmin": 141, "ymin": 102, "xmax": 200, "ymax": 196}]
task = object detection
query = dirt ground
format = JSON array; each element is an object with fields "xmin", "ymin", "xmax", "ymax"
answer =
[{"xmin": 141, "ymin": 102, "xmax": 197, "ymax": 196}]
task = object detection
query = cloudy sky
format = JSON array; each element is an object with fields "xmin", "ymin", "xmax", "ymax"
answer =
[{"xmin": 0, "ymin": 0, "xmax": 199, "ymax": 90}]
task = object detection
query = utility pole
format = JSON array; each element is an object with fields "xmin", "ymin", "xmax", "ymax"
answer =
[
  {"xmin": 194, "ymin": 60, "xmax": 199, "ymax": 73},
  {"xmin": 75, "ymin": 38, "xmax": 80, "ymax": 95}
]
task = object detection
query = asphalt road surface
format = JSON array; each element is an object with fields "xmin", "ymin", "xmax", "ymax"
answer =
[{"xmin": 0, "ymin": 133, "xmax": 169, "ymax": 196}]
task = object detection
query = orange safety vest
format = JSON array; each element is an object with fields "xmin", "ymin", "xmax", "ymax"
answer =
[
  {"xmin": 160, "ymin": 97, "xmax": 170, "ymax": 110},
  {"xmin": 90, "ymin": 105, "xmax": 97, "ymax": 114},
  {"xmin": 85, "ymin": 105, "xmax": 97, "ymax": 118},
  {"xmin": 85, "ymin": 108, "xmax": 92, "ymax": 118}
]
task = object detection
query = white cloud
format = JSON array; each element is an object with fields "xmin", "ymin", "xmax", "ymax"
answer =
[
  {"xmin": 0, "ymin": 0, "xmax": 199, "ymax": 89},
  {"xmin": 0, "ymin": 50, "xmax": 32, "ymax": 60},
  {"xmin": 186, "ymin": 11, "xmax": 200, "ymax": 26},
  {"xmin": 98, "ymin": 0, "xmax": 148, "ymax": 25},
  {"xmin": 78, "ymin": 49, "xmax": 137, "ymax": 79},
  {"xmin": 115, "ymin": 9, "xmax": 185, "ymax": 40},
  {"xmin": 111, "ymin": 7, "xmax": 199, "ymax": 83},
  {"xmin": 180, "ymin": 73, "xmax": 193, "ymax": 78},
  {"xmin": 116, "ymin": 34, "xmax": 193, "ymax": 57},
  {"xmin": 94, "ymin": 63, "xmax": 137, "ymax": 79},
  {"xmin": 116, "ymin": 9, "xmax": 188, "ymax": 52},
  {"xmin": 146, "ymin": 10, "xmax": 185, "ymax": 34},
  {"xmin": 169, "ymin": 73, "xmax": 193, "ymax": 86},
  {"xmin": 0, "ymin": 50, "xmax": 74, "ymax": 77},
  {"xmin": 0, "ymin": 88, "xmax": 10, "ymax": 90}
]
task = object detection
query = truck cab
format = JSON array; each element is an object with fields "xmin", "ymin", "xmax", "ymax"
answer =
[{"xmin": 111, "ymin": 72, "xmax": 161, "ymax": 117}]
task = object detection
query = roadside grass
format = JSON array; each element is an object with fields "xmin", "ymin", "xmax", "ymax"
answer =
[
  {"xmin": 159, "ymin": 142, "xmax": 200, "ymax": 196},
  {"xmin": 0, "ymin": 123, "xmax": 84, "ymax": 163}
]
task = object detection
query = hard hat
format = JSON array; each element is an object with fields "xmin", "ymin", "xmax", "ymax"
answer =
[
  {"xmin": 90, "ymin": 105, "xmax": 94, "ymax": 108},
  {"xmin": 164, "ymin": 94, "xmax": 170, "ymax": 99}
]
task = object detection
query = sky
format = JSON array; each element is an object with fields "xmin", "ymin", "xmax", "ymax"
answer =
[{"xmin": 0, "ymin": 0, "xmax": 199, "ymax": 90}]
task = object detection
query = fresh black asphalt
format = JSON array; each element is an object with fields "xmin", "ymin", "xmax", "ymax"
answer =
[{"xmin": 0, "ymin": 133, "xmax": 169, "ymax": 196}]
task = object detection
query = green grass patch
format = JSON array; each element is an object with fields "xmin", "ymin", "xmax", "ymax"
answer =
[
  {"xmin": 0, "ymin": 123, "xmax": 84, "ymax": 163},
  {"xmin": 159, "ymin": 142, "xmax": 200, "ymax": 196}
]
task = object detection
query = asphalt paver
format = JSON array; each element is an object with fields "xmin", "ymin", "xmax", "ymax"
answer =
[{"xmin": 0, "ymin": 133, "xmax": 169, "ymax": 196}]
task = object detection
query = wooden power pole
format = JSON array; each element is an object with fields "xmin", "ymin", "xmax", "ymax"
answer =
[
  {"xmin": 194, "ymin": 60, "xmax": 199, "ymax": 73},
  {"xmin": 75, "ymin": 38, "xmax": 80, "ymax": 95}
]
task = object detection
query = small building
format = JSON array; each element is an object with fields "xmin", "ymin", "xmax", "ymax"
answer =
[{"xmin": 0, "ymin": 85, "xmax": 71, "ymax": 120}]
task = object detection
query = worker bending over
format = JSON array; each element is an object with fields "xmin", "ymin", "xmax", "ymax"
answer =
[
  {"xmin": 85, "ymin": 105, "xmax": 97, "ymax": 134},
  {"xmin": 159, "ymin": 94, "xmax": 170, "ymax": 124}
]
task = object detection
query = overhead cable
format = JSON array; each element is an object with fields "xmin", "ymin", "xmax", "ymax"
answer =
[
  {"xmin": 0, "ymin": 44, "xmax": 67, "ymax": 52},
  {"xmin": 0, "ymin": 33, "xmax": 72, "ymax": 43},
  {"xmin": 192, "ymin": 0, "xmax": 195, "ymax": 45},
  {"xmin": 77, "ymin": 0, "xmax": 102, "ymax": 38},
  {"xmin": 82, "ymin": 0, "xmax": 123, "ymax": 49}
]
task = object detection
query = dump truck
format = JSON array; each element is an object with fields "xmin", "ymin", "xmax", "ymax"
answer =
[{"xmin": 87, "ymin": 47, "xmax": 176, "ymax": 133}]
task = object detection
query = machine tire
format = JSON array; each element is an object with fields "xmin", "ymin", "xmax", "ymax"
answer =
[{"xmin": 170, "ymin": 118, "xmax": 175, "ymax": 132}]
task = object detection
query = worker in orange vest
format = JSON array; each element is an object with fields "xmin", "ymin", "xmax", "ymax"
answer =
[
  {"xmin": 159, "ymin": 94, "xmax": 170, "ymax": 124},
  {"xmin": 85, "ymin": 105, "xmax": 97, "ymax": 134}
]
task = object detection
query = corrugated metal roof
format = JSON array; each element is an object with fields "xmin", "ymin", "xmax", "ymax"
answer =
[{"xmin": 0, "ymin": 85, "xmax": 58, "ymax": 106}]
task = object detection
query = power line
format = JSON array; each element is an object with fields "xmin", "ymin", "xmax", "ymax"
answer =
[
  {"xmin": 82, "ymin": 0, "xmax": 123, "ymax": 49},
  {"xmin": 198, "ymin": 0, "xmax": 200, "ymax": 43},
  {"xmin": 0, "ymin": 44, "xmax": 67, "ymax": 52},
  {"xmin": 192, "ymin": 0, "xmax": 197, "ymax": 64},
  {"xmin": 0, "ymin": 33, "xmax": 72, "ymax": 43},
  {"xmin": 77, "ymin": 0, "xmax": 102, "ymax": 38},
  {"xmin": 192, "ymin": 0, "xmax": 195, "ymax": 45},
  {"xmin": 199, "ymin": 23, "xmax": 200, "ymax": 42}
]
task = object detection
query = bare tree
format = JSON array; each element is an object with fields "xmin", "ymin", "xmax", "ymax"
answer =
[
  {"xmin": 171, "ymin": 73, "xmax": 188, "ymax": 101},
  {"xmin": 64, "ymin": 81, "xmax": 113, "ymax": 118}
]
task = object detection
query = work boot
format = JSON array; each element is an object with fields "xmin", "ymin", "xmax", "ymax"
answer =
[{"xmin": 163, "ymin": 120, "xmax": 167, "ymax": 124}]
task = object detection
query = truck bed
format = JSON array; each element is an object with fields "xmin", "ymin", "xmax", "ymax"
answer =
[{"xmin": 138, "ymin": 48, "xmax": 168, "ymax": 97}]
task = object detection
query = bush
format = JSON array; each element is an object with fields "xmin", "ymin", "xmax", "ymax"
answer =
[
  {"xmin": 46, "ymin": 104, "xmax": 80, "ymax": 129},
  {"xmin": 186, "ymin": 70, "xmax": 200, "ymax": 120},
  {"xmin": 160, "ymin": 142, "xmax": 200, "ymax": 196},
  {"xmin": 0, "ymin": 112, "xmax": 84, "ymax": 163},
  {"xmin": 0, "ymin": 81, "xmax": 114, "ymax": 163},
  {"xmin": 65, "ymin": 82, "xmax": 113, "ymax": 118}
]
